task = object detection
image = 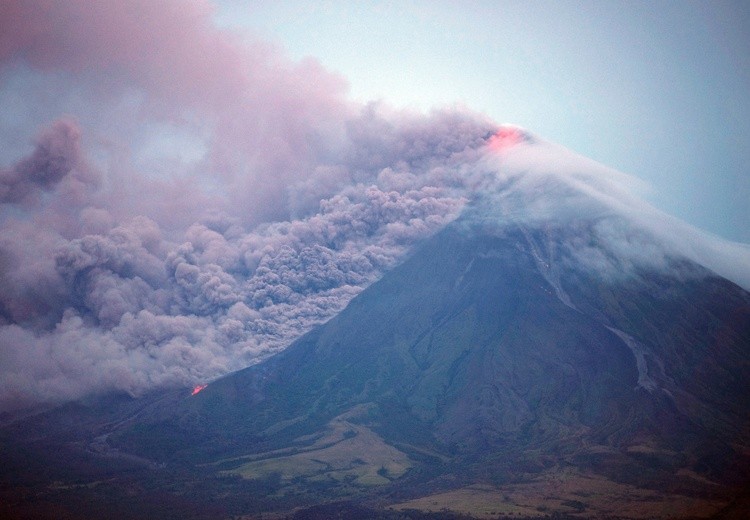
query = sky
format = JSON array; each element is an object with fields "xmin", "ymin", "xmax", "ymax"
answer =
[
  {"xmin": 0, "ymin": 0, "xmax": 748, "ymax": 410},
  {"xmin": 214, "ymin": 0, "xmax": 750, "ymax": 243}
]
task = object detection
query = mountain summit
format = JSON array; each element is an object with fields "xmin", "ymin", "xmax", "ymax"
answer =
[{"xmin": 2, "ymin": 134, "xmax": 749, "ymax": 519}]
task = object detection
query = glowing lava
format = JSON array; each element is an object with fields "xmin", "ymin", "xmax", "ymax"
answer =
[
  {"xmin": 487, "ymin": 126, "xmax": 524, "ymax": 151},
  {"xmin": 191, "ymin": 384, "xmax": 208, "ymax": 396}
]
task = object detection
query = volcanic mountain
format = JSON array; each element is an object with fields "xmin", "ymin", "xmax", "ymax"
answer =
[{"xmin": 2, "ymin": 134, "xmax": 749, "ymax": 519}]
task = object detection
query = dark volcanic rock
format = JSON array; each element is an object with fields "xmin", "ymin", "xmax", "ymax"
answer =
[
  {"xmin": 3, "ymin": 203, "xmax": 749, "ymax": 518},
  {"xmin": 89, "ymin": 212, "xmax": 750, "ymax": 484}
]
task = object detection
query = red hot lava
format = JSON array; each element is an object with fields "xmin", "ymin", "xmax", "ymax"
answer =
[
  {"xmin": 487, "ymin": 126, "xmax": 524, "ymax": 152},
  {"xmin": 191, "ymin": 384, "xmax": 208, "ymax": 396}
]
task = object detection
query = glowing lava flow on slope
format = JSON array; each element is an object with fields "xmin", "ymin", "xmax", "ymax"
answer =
[
  {"xmin": 191, "ymin": 384, "xmax": 208, "ymax": 396},
  {"xmin": 487, "ymin": 126, "xmax": 524, "ymax": 151}
]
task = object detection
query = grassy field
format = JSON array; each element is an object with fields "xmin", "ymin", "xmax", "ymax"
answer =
[
  {"xmin": 389, "ymin": 467, "xmax": 728, "ymax": 519},
  {"xmin": 218, "ymin": 409, "xmax": 413, "ymax": 489}
]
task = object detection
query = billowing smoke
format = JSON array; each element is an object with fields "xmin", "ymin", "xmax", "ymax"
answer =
[
  {"xmin": 0, "ymin": 110, "xmax": 492, "ymax": 409},
  {"xmin": 0, "ymin": 1, "xmax": 499, "ymax": 409},
  {"xmin": 1, "ymin": 2, "xmax": 748, "ymax": 411},
  {"xmin": 0, "ymin": 119, "xmax": 89, "ymax": 204}
]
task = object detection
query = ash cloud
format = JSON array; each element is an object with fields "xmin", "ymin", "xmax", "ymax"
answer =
[
  {"xmin": 0, "ymin": 0, "xmax": 492, "ymax": 408},
  {"xmin": 1, "ymin": 1, "xmax": 747, "ymax": 411},
  {"xmin": 0, "ymin": 119, "xmax": 91, "ymax": 205},
  {"xmin": 0, "ymin": 142, "xmax": 476, "ymax": 409}
]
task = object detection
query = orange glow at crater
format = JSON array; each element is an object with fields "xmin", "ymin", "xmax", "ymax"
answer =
[
  {"xmin": 191, "ymin": 384, "xmax": 208, "ymax": 396},
  {"xmin": 487, "ymin": 126, "xmax": 524, "ymax": 151}
]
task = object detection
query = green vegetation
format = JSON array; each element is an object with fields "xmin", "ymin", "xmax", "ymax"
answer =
[{"xmin": 218, "ymin": 412, "xmax": 412, "ymax": 491}]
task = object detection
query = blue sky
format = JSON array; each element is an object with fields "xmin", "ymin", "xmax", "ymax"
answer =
[{"xmin": 215, "ymin": 0, "xmax": 750, "ymax": 242}]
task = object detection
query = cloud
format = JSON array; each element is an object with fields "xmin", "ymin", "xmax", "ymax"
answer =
[
  {"xmin": 1, "ymin": 0, "xmax": 351, "ymax": 229},
  {"xmin": 0, "ymin": 150, "xmax": 475, "ymax": 408},
  {"xmin": 476, "ymin": 133, "xmax": 750, "ymax": 290},
  {"xmin": 0, "ymin": 118, "xmax": 92, "ymax": 205},
  {"xmin": 0, "ymin": 85, "xmax": 488, "ymax": 408}
]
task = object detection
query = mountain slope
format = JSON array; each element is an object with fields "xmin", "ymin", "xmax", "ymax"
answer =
[
  {"xmin": 3, "ymin": 150, "xmax": 750, "ymax": 518},
  {"xmin": 99, "ymin": 209, "xmax": 750, "ymax": 488}
]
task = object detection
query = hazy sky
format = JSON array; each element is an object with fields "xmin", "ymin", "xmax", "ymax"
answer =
[{"xmin": 215, "ymin": 0, "xmax": 750, "ymax": 242}]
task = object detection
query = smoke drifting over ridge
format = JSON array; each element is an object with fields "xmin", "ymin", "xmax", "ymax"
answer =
[{"xmin": 1, "ymin": 1, "xmax": 748, "ymax": 410}]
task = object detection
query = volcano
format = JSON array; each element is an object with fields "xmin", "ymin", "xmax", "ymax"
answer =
[{"xmin": 2, "ymin": 134, "xmax": 749, "ymax": 519}]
